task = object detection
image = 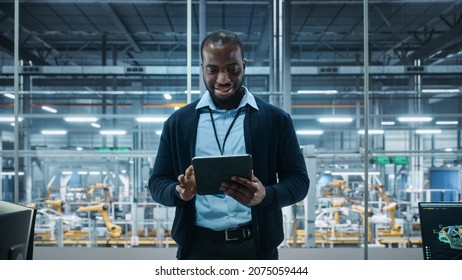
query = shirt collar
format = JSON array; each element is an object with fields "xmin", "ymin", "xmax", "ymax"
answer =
[{"xmin": 195, "ymin": 86, "xmax": 259, "ymax": 111}]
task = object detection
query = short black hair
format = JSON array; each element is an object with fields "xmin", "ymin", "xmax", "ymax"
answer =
[{"xmin": 200, "ymin": 30, "xmax": 245, "ymax": 62}]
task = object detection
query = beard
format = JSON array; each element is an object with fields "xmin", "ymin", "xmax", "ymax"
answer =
[{"xmin": 204, "ymin": 77, "xmax": 245, "ymax": 110}]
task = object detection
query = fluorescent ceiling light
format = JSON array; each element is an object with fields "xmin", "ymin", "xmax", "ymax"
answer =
[
  {"xmin": 41, "ymin": 130, "xmax": 67, "ymax": 135},
  {"xmin": 163, "ymin": 93, "xmax": 172, "ymax": 100},
  {"xmin": 2, "ymin": 171, "xmax": 24, "ymax": 176},
  {"xmin": 422, "ymin": 89, "xmax": 460, "ymax": 93},
  {"xmin": 136, "ymin": 117, "xmax": 167, "ymax": 123},
  {"xmin": 358, "ymin": 129, "xmax": 384, "ymax": 135},
  {"xmin": 397, "ymin": 116, "xmax": 432, "ymax": 122},
  {"xmin": 100, "ymin": 130, "xmax": 126, "ymax": 135},
  {"xmin": 444, "ymin": 148, "xmax": 454, "ymax": 152},
  {"xmin": 174, "ymin": 106, "xmax": 180, "ymax": 111},
  {"xmin": 296, "ymin": 130, "xmax": 324, "ymax": 135},
  {"xmin": 4, "ymin": 93, "xmax": 15, "ymax": 99},
  {"xmin": 155, "ymin": 130, "xmax": 162, "ymax": 136},
  {"xmin": 62, "ymin": 171, "xmax": 73, "ymax": 175},
  {"xmin": 416, "ymin": 129, "xmax": 442, "ymax": 134},
  {"xmin": 331, "ymin": 171, "xmax": 380, "ymax": 176},
  {"xmin": 436, "ymin": 121, "xmax": 458, "ymax": 125},
  {"xmin": 76, "ymin": 147, "xmax": 83, "ymax": 151},
  {"xmin": 184, "ymin": 90, "xmax": 201, "ymax": 94},
  {"xmin": 0, "ymin": 117, "xmax": 23, "ymax": 122},
  {"xmin": 381, "ymin": 121, "xmax": 395, "ymax": 126},
  {"xmin": 297, "ymin": 90, "xmax": 338, "ymax": 94},
  {"xmin": 91, "ymin": 123, "xmax": 101, "ymax": 128},
  {"xmin": 318, "ymin": 117, "xmax": 353, "ymax": 123},
  {"xmin": 89, "ymin": 171, "xmax": 101, "ymax": 175},
  {"xmin": 41, "ymin": 106, "xmax": 57, "ymax": 113},
  {"xmin": 77, "ymin": 171, "xmax": 88, "ymax": 175},
  {"xmin": 64, "ymin": 117, "xmax": 98, "ymax": 122}
]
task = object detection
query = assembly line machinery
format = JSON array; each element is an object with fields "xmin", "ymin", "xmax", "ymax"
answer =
[
  {"xmin": 29, "ymin": 163, "xmax": 460, "ymax": 249},
  {"xmin": 284, "ymin": 175, "xmax": 458, "ymax": 248},
  {"xmin": 33, "ymin": 181, "xmax": 176, "ymax": 247},
  {"xmin": 30, "ymin": 182, "xmax": 440, "ymax": 248}
]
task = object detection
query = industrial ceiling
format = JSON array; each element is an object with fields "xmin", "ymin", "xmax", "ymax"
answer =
[
  {"xmin": 0, "ymin": 0, "xmax": 461, "ymax": 162},
  {"xmin": 1, "ymin": 1, "xmax": 461, "ymax": 66}
]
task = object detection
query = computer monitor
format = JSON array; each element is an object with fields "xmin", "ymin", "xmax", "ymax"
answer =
[
  {"xmin": 418, "ymin": 202, "xmax": 462, "ymax": 260},
  {"xmin": 0, "ymin": 201, "xmax": 37, "ymax": 260}
]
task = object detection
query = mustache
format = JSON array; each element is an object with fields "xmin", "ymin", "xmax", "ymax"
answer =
[{"xmin": 214, "ymin": 84, "xmax": 234, "ymax": 89}]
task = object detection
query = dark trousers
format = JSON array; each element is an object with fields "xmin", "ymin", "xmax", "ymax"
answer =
[{"xmin": 184, "ymin": 226, "xmax": 260, "ymax": 260}]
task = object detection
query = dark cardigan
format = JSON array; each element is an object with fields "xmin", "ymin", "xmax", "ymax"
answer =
[{"xmin": 149, "ymin": 96, "xmax": 309, "ymax": 259}]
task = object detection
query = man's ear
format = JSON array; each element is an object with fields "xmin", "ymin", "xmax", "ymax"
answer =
[{"xmin": 242, "ymin": 58, "xmax": 247, "ymax": 70}]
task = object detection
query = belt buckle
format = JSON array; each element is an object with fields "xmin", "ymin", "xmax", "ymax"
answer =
[
  {"xmin": 243, "ymin": 226, "xmax": 251, "ymax": 238},
  {"xmin": 225, "ymin": 228, "xmax": 239, "ymax": 241}
]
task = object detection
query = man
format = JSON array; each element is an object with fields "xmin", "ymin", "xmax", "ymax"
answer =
[{"xmin": 149, "ymin": 29, "xmax": 309, "ymax": 260}]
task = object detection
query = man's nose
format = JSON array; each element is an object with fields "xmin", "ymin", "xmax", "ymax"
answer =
[{"xmin": 217, "ymin": 71, "xmax": 231, "ymax": 84}]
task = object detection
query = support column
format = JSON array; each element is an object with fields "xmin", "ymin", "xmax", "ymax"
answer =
[
  {"xmin": 186, "ymin": 0, "xmax": 192, "ymax": 103},
  {"xmin": 269, "ymin": 0, "xmax": 281, "ymax": 106},
  {"xmin": 304, "ymin": 145, "xmax": 317, "ymax": 248},
  {"xmin": 13, "ymin": 0, "xmax": 19, "ymax": 203},
  {"xmin": 268, "ymin": 0, "xmax": 275, "ymax": 94},
  {"xmin": 199, "ymin": 0, "xmax": 206, "ymax": 95},
  {"xmin": 101, "ymin": 33, "xmax": 108, "ymax": 147},
  {"xmin": 282, "ymin": 0, "xmax": 291, "ymax": 114},
  {"xmin": 23, "ymin": 73, "xmax": 32, "ymax": 203}
]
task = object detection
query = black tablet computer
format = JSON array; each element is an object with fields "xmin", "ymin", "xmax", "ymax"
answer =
[{"xmin": 192, "ymin": 154, "xmax": 253, "ymax": 195}]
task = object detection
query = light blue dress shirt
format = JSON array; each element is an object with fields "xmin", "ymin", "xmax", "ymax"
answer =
[{"xmin": 194, "ymin": 87, "xmax": 259, "ymax": 230}]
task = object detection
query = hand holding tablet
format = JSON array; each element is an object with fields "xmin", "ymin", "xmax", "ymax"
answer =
[{"xmin": 192, "ymin": 154, "xmax": 253, "ymax": 195}]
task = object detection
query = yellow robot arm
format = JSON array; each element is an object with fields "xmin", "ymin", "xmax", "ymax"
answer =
[
  {"xmin": 45, "ymin": 199, "xmax": 64, "ymax": 214},
  {"xmin": 382, "ymin": 202, "xmax": 398, "ymax": 230},
  {"xmin": 77, "ymin": 204, "xmax": 122, "ymax": 238}
]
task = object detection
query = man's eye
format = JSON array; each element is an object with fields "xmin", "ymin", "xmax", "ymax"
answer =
[
  {"xmin": 206, "ymin": 68, "xmax": 218, "ymax": 73},
  {"xmin": 228, "ymin": 66, "xmax": 240, "ymax": 73}
]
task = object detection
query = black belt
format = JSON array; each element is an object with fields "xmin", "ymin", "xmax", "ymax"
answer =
[{"xmin": 194, "ymin": 224, "xmax": 253, "ymax": 242}]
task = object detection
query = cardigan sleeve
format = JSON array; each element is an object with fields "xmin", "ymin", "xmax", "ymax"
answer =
[
  {"xmin": 148, "ymin": 101, "xmax": 200, "ymax": 207},
  {"xmin": 148, "ymin": 120, "xmax": 186, "ymax": 207},
  {"xmin": 260, "ymin": 112, "xmax": 310, "ymax": 208}
]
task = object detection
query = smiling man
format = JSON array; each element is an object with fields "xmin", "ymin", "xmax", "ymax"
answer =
[
  {"xmin": 149, "ymin": 29, "xmax": 309, "ymax": 260},
  {"xmin": 201, "ymin": 31, "xmax": 246, "ymax": 110}
]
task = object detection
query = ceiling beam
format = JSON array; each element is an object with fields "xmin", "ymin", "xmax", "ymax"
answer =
[
  {"xmin": 2, "ymin": 65, "xmax": 462, "ymax": 75},
  {"xmin": 100, "ymin": 3, "xmax": 142, "ymax": 53},
  {"xmin": 0, "ymin": 35, "xmax": 48, "ymax": 65},
  {"xmin": 0, "ymin": 10, "xmax": 62, "ymax": 65},
  {"xmin": 398, "ymin": 21, "xmax": 462, "ymax": 65}
]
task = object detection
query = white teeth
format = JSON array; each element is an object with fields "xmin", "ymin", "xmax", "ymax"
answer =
[{"xmin": 216, "ymin": 86, "xmax": 232, "ymax": 92}]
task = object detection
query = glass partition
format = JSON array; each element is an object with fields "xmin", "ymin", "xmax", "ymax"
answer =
[{"xmin": 1, "ymin": 0, "xmax": 461, "ymax": 256}]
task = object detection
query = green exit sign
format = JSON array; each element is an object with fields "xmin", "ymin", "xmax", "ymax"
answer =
[
  {"xmin": 375, "ymin": 156, "xmax": 391, "ymax": 165},
  {"xmin": 372, "ymin": 156, "xmax": 408, "ymax": 165},
  {"xmin": 391, "ymin": 156, "xmax": 408, "ymax": 165}
]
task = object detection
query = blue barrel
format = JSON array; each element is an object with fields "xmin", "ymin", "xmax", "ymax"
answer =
[{"xmin": 429, "ymin": 167, "xmax": 461, "ymax": 202}]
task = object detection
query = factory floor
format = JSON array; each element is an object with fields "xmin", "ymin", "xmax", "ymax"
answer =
[{"xmin": 34, "ymin": 246, "xmax": 421, "ymax": 260}]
